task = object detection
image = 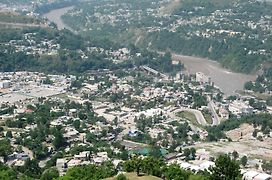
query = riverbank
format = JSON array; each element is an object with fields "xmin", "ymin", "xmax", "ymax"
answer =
[
  {"xmin": 172, "ymin": 54, "xmax": 256, "ymax": 95},
  {"xmin": 43, "ymin": 6, "xmax": 74, "ymax": 31},
  {"xmin": 42, "ymin": 5, "xmax": 256, "ymax": 95}
]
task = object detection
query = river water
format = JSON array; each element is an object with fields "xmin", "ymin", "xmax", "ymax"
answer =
[
  {"xmin": 42, "ymin": 6, "xmax": 256, "ymax": 95},
  {"xmin": 43, "ymin": 6, "xmax": 74, "ymax": 30},
  {"xmin": 172, "ymin": 54, "xmax": 256, "ymax": 95}
]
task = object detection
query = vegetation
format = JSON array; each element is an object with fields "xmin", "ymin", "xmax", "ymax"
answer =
[
  {"xmin": 0, "ymin": 27, "xmax": 182, "ymax": 74},
  {"xmin": 0, "ymin": 13, "xmax": 42, "ymax": 24},
  {"xmin": 245, "ymin": 68, "xmax": 272, "ymax": 93},
  {"xmin": 262, "ymin": 160, "xmax": 272, "ymax": 174},
  {"xmin": 209, "ymin": 154, "xmax": 241, "ymax": 180},
  {"xmin": 59, "ymin": 162, "xmax": 116, "ymax": 180},
  {"xmin": 35, "ymin": 0, "xmax": 79, "ymax": 14},
  {"xmin": 61, "ymin": 0, "xmax": 272, "ymax": 74},
  {"xmin": 0, "ymin": 144, "xmax": 242, "ymax": 180},
  {"xmin": 176, "ymin": 111, "xmax": 198, "ymax": 126},
  {"xmin": 206, "ymin": 113, "xmax": 272, "ymax": 141}
]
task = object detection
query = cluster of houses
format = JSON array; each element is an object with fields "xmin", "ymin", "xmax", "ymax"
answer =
[
  {"xmin": 0, "ymin": 72, "xmax": 75, "ymax": 118},
  {"xmin": 0, "ymin": 67, "xmax": 271, "ymax": 178},
  {"xmin": 6, "ymin": 33, "xmax": 60, "ymax": 55}
]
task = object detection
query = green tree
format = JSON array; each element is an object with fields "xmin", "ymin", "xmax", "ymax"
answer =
[
  {"xmin": 73, "ymin": 119, "xmax": 81, "ymax": 130},
  {"xmin": 232, "ymin": 151, "xmax": 239, "ymax": 159},
  {"xmin": 150, "ymin": 146, "xmax": 162, "ymax": 158},
  {"xmin": 53, "ymin": 128, "xmax": 66, "ymax": 149},
  {"xmin": 210, "ymin": 154, "xmax": 241, "ymax": 180},
  {"xmin": 262, "ymin": 160, "xmax": 272, "ymax": 174},
  {"xmin": 240, "ymin": 156, "xmax": 247, "ymax": 167},
  {"xmin": 164, "ymin": 164, "xmax": 191, "ymax": 180},
  {"xmin": 244, "ymin": 81, "xmax": 254, "ymax": 90},
  {"xmin": 5, "ymin": 131, "xmax": 12, "ymax": 138},
  {"xmin": 19, "ymin": 159, "xmax": 42, "ymax": 179},
  {"xmin": 0, "ymin": 162, "xmax": 17, "ymax": 180},
  {"xmin": 116, "ymin": 173, "xmax": 127, "ymax": 180},
  {"xmin": 252, "ymin": 129, "xmax": 258, "ymax": 138},
  {"xmin": 60, "ymin": 163, "xmax": 116, "ymax": 180},
  {"xmin": 41, "ymin": 167, "xmax": 59, "ymax": 180},
  {"xmin": 0, "ymin": 139, "xmax": 12, "ymax": 158}
]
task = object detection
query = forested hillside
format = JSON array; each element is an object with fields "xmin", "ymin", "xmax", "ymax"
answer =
[{"xmin": 62, "ymin": 0, "xmax": 272, "ymax": 74}]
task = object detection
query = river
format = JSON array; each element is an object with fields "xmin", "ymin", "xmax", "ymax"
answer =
[
  {"xmin": 172, "ymin": 54, "xmax": 256, "ymax": 95},
  {"xmin": 42, "ymin": 6, "xmax": 256, "ymax": 95},
  {"xmin": 43, "ymin": 6, "xmax": 74, "ymax": 30}
]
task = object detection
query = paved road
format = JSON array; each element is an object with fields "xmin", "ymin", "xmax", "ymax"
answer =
[
  {"xmin": 208, "ymin": 100, "xmax": 221, "ymax": 126},
  {"xmin": 172, "ymin": 108, "xmax": 208, "ymax": 126}
]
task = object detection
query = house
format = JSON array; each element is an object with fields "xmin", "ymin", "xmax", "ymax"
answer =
[
  {"xmin": 195, "ymin": 72, "xmax": 210, "ymax": 84},
  {"xmin": 0, "ymin": 80, "xmax": 11, "ymax": 89},
  {"xmin": 69, "ymin": 109, "xmax": 77, "ymax": 117},
  {"xmin": 128, "ymin": 129, "xmax": 138, "ymax": 137},
  {"xmin": 67, "ymin": 159, "xmax": 82, "ymax": 168},
  {"xmin": 199, "ymin": 161, "xmax": 215, "ymax": 171},
  {"xmin": 242, "ymin": 170, "xmax": 272, "ymax": 180},
  {"xmin": 92, "ymin": 152, "xmax": 109, "ymax": 165},
  {"xmin": 74, "ymin": 151, "xmax": 90, "ymax": 161},
  {"xmin": 219, "ymin": 108, "xmax": 229, "ymax": 119},
  {"xmin": 64, "ymin": 127, "xmax": 79, "ymax": 142},
  {"xmin": 7, "ymin": 152, "xmax": 29, "ymax": 161},
  {"xmin": 56, "ymin": 158, "xmax": 68, "ymax": 175},
  {"xmin": 229, "ymin": 100, "xmax": 254, "ymax": 116}
]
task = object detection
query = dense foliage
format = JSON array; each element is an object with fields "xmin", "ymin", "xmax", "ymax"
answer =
[
  {"xmin": 206, "ymin": 113, "xmax": 272, "ymax": 141},
  {"xmin": 0, "ymin": 148, "xmax": 242, "ymax": 180}
]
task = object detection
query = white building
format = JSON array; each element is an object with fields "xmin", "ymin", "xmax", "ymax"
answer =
[
  {"xmin": 242, "ymin": 170, "xmax": 272, "ymax": 180},
  {"xmin": 228, "ymin": 100, "xmax": 254, "ymax": 116},
  {"xmin": 195, "ymin": 72, "xmax": 210, "ymax": 84},
  {"xmin": 219, "ymin": 108, "xmax": 230, "ymax": 119},
  {"xmin": 0, "ymin": 80, "xmax": 11, "ymax": 89}
]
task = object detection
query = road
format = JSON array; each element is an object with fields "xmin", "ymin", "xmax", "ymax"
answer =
[
  {"xmin": 0, "ymin": 21, "xmax": 48, "ymax": 28},
  {"xmin": 208, "ymin": 100, "xmax": 221, "ymax": 126},
  {"xmin": 171, "ymin": 107, "xmax": 208, "ymax": 126}
]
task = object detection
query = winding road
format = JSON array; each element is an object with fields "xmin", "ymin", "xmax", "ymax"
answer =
[
  {"xmin": 208, "ymin": 100, "xmax": 221, "ymax": 126},
  {"xmin": 169, "ymin": 107, "xmax": 208, "ymax": 126}
]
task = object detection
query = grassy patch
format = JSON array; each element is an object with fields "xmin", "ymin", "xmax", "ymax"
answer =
[
  {"xmin": 176, "ymin": 111, "xmax": 199, "ymax": 126},
  {"xmin": 203, "ymin": 112, "xmax": 213, "ymax": 124}
]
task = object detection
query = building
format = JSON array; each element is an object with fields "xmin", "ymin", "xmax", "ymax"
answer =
[
  {"xmin": 229, "ymin": 100, "xmax": 254, "ymax": 116},
  {"xmin": 242, "ymin": 170, "xmax": 272, "ymax": 180},
  {"xmin": 74, "ymin": 151, "xmax": 90, "ymax": 161},
  {"xmin": 195, "ymin": 72, "xmax": 210, "ymax": 84},
  {"xmin": 219, "ymin": 108, "xmax": 230, "ymax": 119},
  {"xmin": 0, "ymin": 80, "xmax": 11, "ymax": 89}
]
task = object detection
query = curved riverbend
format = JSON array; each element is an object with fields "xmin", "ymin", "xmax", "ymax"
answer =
[
  {"xmin": 42, "ymin": 6, "xmax": 256, "ymax": 95},
  {"xmin": 43, "ymin": 6, "xmax": 74, "ymax": 30}
]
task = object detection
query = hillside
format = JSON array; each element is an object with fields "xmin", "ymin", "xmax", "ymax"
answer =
[{"xmin": 61, "ymin": 0, "xmax": 272, "ymax": 74}]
